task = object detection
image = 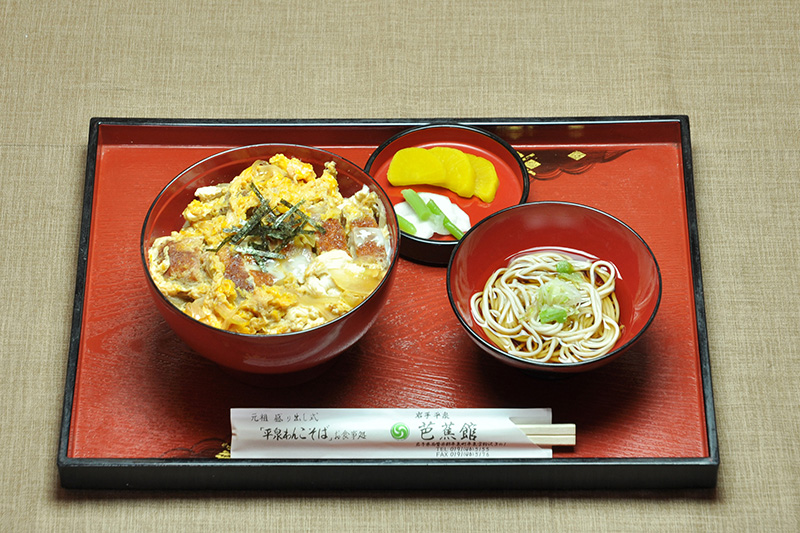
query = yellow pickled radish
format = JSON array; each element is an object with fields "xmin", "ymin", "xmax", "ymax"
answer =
[
  {"xmin": 466, "ymin": 153, "xmax": 499, "ymax": 203},
  {"xmin": 429, "ymin": 146, "xmax": 475, "ymax": 198},
  {"xmin": 386, "ymin": 147, "xmax": 448, "ymax": 188}
]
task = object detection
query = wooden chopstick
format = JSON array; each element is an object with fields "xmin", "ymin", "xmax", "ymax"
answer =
[
  {"xmin": 517, "ymin": 423, "xmax": 576, "ymax": 446},
  {"xmin": 526, "ymin": 434, "xmax": 576, "ymax": 446}
]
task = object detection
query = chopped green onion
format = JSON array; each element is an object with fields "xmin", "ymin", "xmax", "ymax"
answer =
[
  {"xmin": 539, "ymin": 305, "xmax": 569, "ymax": 324},
  {"xmin": 556, "ymin": 260, "xmax": 573, "ymax": 274},
  {"xmin": 426, "ymin": 199, "xmax": 464, "ymax": 239},
  {"xmin": 397, "ymin": 214, "xmax": 417, "ymax": 235},
  {"xmin": 558, "ymin": 272, "xmax": 584, "ymax": 284},
  {"xmin": 401, "ymin": 189, "xmax": 433, "ymax": 221},
  {"xmin": 555, "ymin": 259, "xmax": 583, "ymax": 283},
  {"xmin": 537, "ymin": 278, "xmax": 581, "ymax": 323}
]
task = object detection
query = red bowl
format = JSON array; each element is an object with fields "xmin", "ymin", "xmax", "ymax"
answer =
[
  {"xmin": 140, "ymin": 144, "xmax": 400, "ymax": 377},
  {"xmin": 365, "ymin": 123, "xmax": 529, "ymax": 266},
  {"xmin": 447, "ymin": 202, "xmax": 661, "ymax": 374}
]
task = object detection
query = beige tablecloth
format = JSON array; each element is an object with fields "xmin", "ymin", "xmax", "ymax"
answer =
[{"xmin": 1, "ymin": 0, "xmax": 798, "ymax": 531}]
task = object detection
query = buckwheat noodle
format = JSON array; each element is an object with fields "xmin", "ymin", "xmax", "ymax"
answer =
[{"xmin": 470, "ymin": 251, "xmax": 621, "ymax": 363}]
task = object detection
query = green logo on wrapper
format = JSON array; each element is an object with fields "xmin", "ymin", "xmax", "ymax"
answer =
[{"xmin": 390, "ymin": 423, "xmax": 409, "ymax": 440}]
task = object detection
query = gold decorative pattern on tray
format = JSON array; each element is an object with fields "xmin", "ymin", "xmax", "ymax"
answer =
[{"xmin": 518, "ymin": 149, "xmax": 634, "ymax": 181}]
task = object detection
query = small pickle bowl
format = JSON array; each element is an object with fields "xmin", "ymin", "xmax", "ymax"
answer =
[
  {"xmin": 140, "ymin": 144, "xmax": 400, "ymax": 382},
  {"xmin": 364, "ymin": 123, "xmax": 529, "ymax": 266},
  {"xmin": 446, "ymin": 202, "xmax": 662, "ymax": 376}
]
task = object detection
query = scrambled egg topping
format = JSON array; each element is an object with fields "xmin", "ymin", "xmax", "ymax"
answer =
[{"xmin": 148, "ymin": 154, "xmax": 391, "ymax": 335}]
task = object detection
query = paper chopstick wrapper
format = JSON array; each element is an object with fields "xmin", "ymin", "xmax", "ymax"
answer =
[{"xmin": 230, "ymin": 408, "xmax": 574, "ymax": 460}]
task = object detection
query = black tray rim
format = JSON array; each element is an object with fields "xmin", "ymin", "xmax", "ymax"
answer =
[{"xmin": 58, "ymin": 115, "xmax": 718, "ymax": 490}]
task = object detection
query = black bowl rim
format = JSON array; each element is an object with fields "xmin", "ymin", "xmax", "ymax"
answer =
[
  {"xmin": 139, "ymin": 142, "xmax": 401, "ymax": 340},
  {"xmin": 364, "ymin": 122, "xmax": 531, "ymax": 265},
  {"xmin": 445, "ymin": 200, "xmax": 663, "ymax": 370}
]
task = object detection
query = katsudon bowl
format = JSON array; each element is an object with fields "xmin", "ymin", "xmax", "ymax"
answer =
[{"xmin": 140, "ymin": 144, "xmax": 400, "ymax": 379}]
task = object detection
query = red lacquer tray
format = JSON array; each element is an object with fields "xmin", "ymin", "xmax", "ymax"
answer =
[{"xmin": 58, "ymin": 117, "xmax": 718, "ymax": 490}]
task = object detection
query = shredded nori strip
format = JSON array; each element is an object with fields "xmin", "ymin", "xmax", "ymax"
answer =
[
  {"xmin": 250, "ymin": 181, "xmax": 268, "ymax": 203},
  {"xmin": 277, "ymin": 198, "xmax": 325, "ymax": 233},
  {"xmin": 210, "ymin": 202, "xmax": 272, "ymax": 252},
  {"xmin": 209, "ymin": 182, "xmax": 326, "ymax": 270},
  {"xmin": 233, "ymin": 245, "xmax": 285, "ymax": 259}
]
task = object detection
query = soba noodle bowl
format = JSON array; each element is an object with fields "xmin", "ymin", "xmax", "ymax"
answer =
[{"xmin": 469, "ymin": 251, "xmax": 621, "ymax": 363}]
